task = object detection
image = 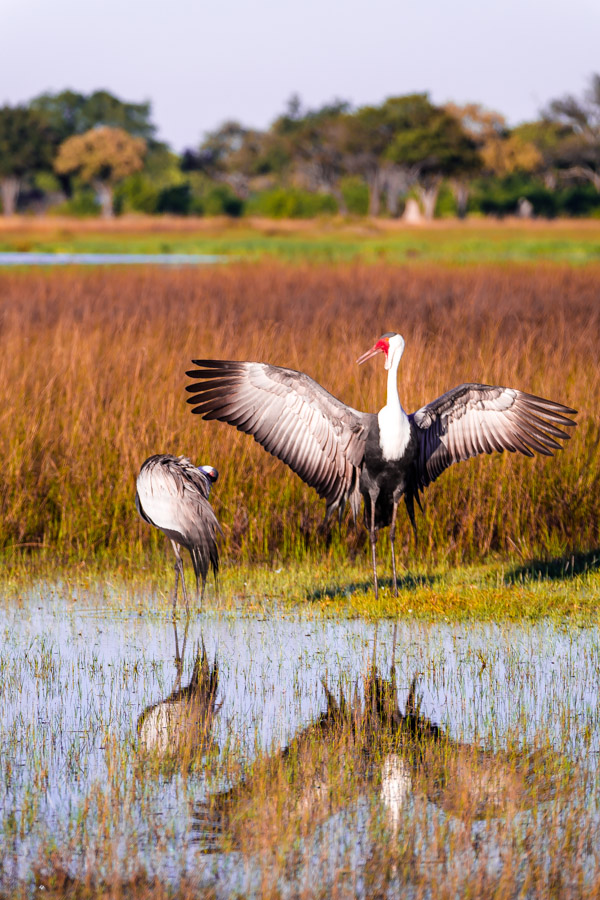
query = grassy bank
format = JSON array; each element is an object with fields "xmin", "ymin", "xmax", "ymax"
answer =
[
  {"xmin": 0, "ymin": 216, "xmax": 600, "ymax": 263},
  {"xmin": 1, "ymin": 260, "xmax": 598, "ymax": 607},
  {"xmin": 5, "ymin": 552, "xmax": 600, "ymax": 623}
]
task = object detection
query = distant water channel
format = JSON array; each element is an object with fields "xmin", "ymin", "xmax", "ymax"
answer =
[
  {"xmin": 1, "ymin": 587, "xmax": 599, "ymax": 895},
  {"xmin": 0, "ymin": 252, "xmax": 228, "ymax": 266}
]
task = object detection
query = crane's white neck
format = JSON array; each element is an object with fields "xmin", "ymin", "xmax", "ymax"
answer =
[{"xmin": 378, "ymin": 335, "xmax": 411, "ymax": 461}]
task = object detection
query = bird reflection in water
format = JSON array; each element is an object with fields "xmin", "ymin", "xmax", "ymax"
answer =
[
  {"xmin": 375, "ymin": 669, "xmax": 561, "ymax": 829},
  {"xmin": 193, "ymin": 642, "xmax": 563, "ymax": 850},
  {"xmin": 137, "ymin": 620, "xmax": 220, "ymax": 764}
]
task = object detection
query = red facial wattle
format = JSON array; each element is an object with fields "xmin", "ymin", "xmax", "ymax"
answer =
[{"xmin": 356, "ymin": 338, "xmax": 390, "ymax": 365}]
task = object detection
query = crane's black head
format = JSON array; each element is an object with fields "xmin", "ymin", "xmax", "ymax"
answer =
[{"xmin": 200, "ymin": 465, "xmax": 219, "ymax": 483}]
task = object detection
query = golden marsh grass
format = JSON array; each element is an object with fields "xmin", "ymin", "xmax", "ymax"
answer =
[{"xmin": 0, "ymin": 263, "xmax": 598, "ymax": 576}]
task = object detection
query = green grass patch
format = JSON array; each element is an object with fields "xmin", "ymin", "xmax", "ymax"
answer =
[
  {"xmin": 2, "ymin": 219, "xmax": 600, "ymax": 264},
  {"xmin": 4, "ymin": 552, "xmax": 600, "ymax": 624}
]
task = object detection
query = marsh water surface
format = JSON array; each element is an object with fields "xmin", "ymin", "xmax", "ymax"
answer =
[
  {"xmin": 0, "ymin": 252, "xmax": 228, "ymax": 266},
  {"xmin": 1, "ymin": 587, "xmax": 599, "ymax": 896}
]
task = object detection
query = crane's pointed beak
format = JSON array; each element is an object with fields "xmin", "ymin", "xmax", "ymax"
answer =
[{"xmin": 356, "ymin": 343, "xmax": 382, "ymax": 365}]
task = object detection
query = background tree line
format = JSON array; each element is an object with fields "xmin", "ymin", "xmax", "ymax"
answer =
[{"xmin": 2, "ymin": 78, "xmax": 600, "ymax": 219}]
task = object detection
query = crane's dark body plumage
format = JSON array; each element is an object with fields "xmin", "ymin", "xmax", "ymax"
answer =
[
  {"xmin": 136, "ymin": 454, "xmax": 221, "ymax": 609},
  {"xmin": 186, "ymin": 335, "xmax": 576, "ymax": 597},
  {"xmin": 359, "ymin": 415, "xmax": 420, "ymax": 531}
]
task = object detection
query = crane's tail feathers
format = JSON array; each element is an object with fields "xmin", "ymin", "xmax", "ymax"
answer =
[
  {"xmin": 190, "ymin": 539, "xmax": 219, "ymax": 590},
  {"xmin": 324, "ymin": 479, "xmax": 361, "ymax": 527}
]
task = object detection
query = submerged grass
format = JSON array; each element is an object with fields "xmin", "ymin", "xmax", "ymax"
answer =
[{"xmin": 2, "ymin": 605, "xmax": 600, "ymax": 899}]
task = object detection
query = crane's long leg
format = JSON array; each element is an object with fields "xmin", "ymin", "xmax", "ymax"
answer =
[
  {"xmin": 389, "ymin": 622, "xmax": 398, "ymax": 724},
  {"xmin": 172, "ymin": 616, "xmax": 190, "ymax": 680},
  {"xmin": 171, "ymin": 542, "xmax": 180, "ymax": 615},
  {"xmin": 180, "ymin": 562, "xmax": 189, "ymax": 614},
  {"xmin": 390, "ymin": 498, "xmax": 400, "ymax": 597},
  {"xmin": 181, "ymin": 616, "xmax": 189, "ymax": 661},
  {"xmin": 171, "ymin": 541, "xmax": 189, "ymax": 616},
  {"xmin": 370, "ymin": 495, "xmax": 379, "ymax": 602},
  {"xmin": 173, "ymin": 618, "xmax": 182, "ymax": 677},
  {"xmin": 372, "ymin": 619, "xmax": 379, "ymax": 669},
  {"xmin": 406, "ymin": 674, "xmax": 419, "ymax": 717},
  {"xmin": 172, "ymin": 620, "xmax": 183, "ymax": 687}
]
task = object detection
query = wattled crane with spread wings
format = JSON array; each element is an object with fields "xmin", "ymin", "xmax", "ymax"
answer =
[
  {"xmin": 186, "ymin": 333, "xmax": 576, "ymax": 598},
  {"xmin": 136, "ymin": 454, "xmax": 222, "ymax": 611}
]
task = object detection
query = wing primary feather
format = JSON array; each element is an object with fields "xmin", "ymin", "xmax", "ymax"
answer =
[{"xmin": 413, "ymin": 381, "xmax": 577, "ymax": 488}]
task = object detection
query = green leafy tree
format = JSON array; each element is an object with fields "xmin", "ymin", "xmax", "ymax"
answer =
[
  {"xmin": 446, "ymin": 103, "xmax": 539, "ymax": 214},
  {"xmin": 385, "ymin": 95, "xmax": 480, "ymax": 219},
  {"xmin": 340, "ymin": 95, "xmax": 479, "ymax": 218},
  {"xmin": 30, "ymin": 89, "xmax": 157, "ymax": 143},
  {"xmin": 512, "ymin": 119, "xmax": 572, "ymax": 189},
  {"xmin": 342, "ymin": 103, "xmax": 398, "ymax": 215},
  {"xmin": 184, "ymin": 120, "xmax": 287, "ymax": 199},
  {"xmin": 54, "ymin": 126, "xmax": 146, "ymax": 217},
  {"xmin": 116, "ymin": 148, "xmax": 189, "ymax": 215},
  {"xmin": 272, "ymin": 98, "xmax": 352, "ymax": 213},
  {"xmin": 31, "ymin": 89, "xmax": 159, "ymax": 200},
  {"xmin": 543, "ymin": 74, "xmax": 600, "ymax": 191},
  {"xmin": 192, "ymin": 120, "xmax": 248, "ymax": 174},
  {"xmin": 0, "ymin": 105, "xmax": 57, "ymax": 215}
]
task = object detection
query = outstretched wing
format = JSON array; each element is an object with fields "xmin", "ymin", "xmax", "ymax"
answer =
[
  {"xmin": 186, "ymin": 360, "xmax": 370, "ymax": 519},
  {"xmin": 411, "ymin": 384, "xmax": 576, "ymax": 490}
]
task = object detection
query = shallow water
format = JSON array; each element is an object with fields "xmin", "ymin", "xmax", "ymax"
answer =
[
  {"xmin": 1, "ymin": 588, "xmax": 599, "ymax": 894},
  {"xmin": 0, "ymin": 252, "xmax": 227, "ymax": 266}
]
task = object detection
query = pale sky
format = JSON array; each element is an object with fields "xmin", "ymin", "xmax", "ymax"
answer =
[{"xmin": 3, "ymin": 0, "xmax": 599, "ymax": 150}]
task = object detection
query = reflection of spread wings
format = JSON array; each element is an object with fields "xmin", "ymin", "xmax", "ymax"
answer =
[
  {"xmin": 411, "ymin": 384, "xmax": 576, "ymax": 490},
  {"xmin": 186, "ymin": 360, "xmax": 372, "ymax": 518},
  {"xmin": 193, "ymin": 663, "xmax": 564, "ymax": 855}
]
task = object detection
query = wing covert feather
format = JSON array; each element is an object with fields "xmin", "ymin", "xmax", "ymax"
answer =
[{"xmin": 186, "ymin": 360, "xmax": 369, "ymax": 518}]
